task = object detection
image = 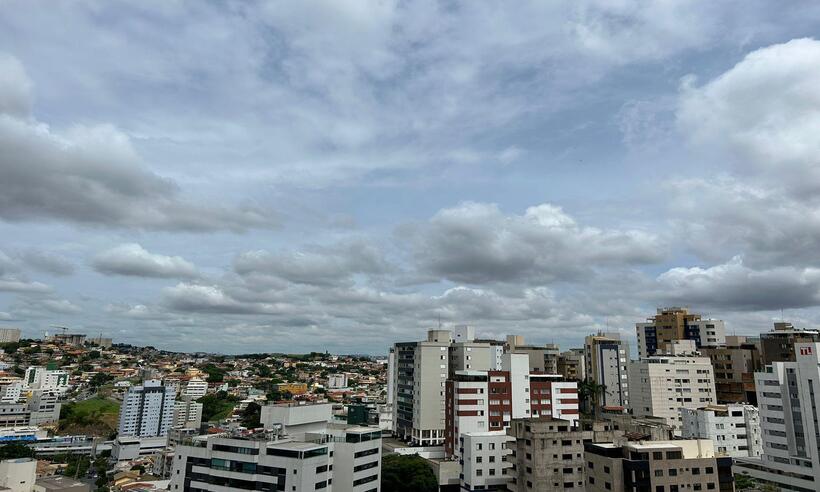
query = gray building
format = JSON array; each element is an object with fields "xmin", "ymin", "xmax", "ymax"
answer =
[{"xmin": 506, "ymin": 417, "xmax": 585, "ymax": 491}]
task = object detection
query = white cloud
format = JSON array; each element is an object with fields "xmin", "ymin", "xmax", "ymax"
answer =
[{"xmin": 93, "ymin": 243, "xmax": 198, "ymax": 279}]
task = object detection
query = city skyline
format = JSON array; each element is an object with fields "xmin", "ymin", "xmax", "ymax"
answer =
[{"xmin": 2, "ymin": 2, "xmax": 820, "ymax": 353}]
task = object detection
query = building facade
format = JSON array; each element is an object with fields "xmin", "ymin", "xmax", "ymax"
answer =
[
  {"xmin": 557, "ymin": 349, "xmax": 585, "ymax": 382},
  {"xmin": 506, "ymin": 417, "xmax": 585, "ymax": 492},
  {"xmin": 172, "ymin": 398, "xmax": 203, "ymax": 429},
  {"xmin": 680, "ymin": 404, "xmax": 762, "ymax": 458},
  {"xmin": 118, "ymin": 379, "xmax": 175, "ymax": 437},
  {"xmin": 627, "ymin": 352, "xmax": 716, "ymax": 430},
  {"xmin": 636, "ymin": 307, "xmax": 726, "ymax": 358},
  {"xmin": 584, "ymin": 333, "xmax": 629, "ymax": 410},
  {"xmin": 701, "ymin": 336, "xmax": 761, "ymax": 404},
  {"xmin": 0, "ymin": 328, "xmax": 21, "ymax": 344}
]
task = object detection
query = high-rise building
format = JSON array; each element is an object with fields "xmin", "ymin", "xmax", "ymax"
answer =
[
  {"xmin": 735, "ymin": 342, "xmax": 820, "ymax": 490},
  {"xmin": 169, "ymin": 425, "xmax": 381, "ymax": 492},
  {"xmin": 557, "ymin": 349, "xmax": 585, "ymax": 381},
  {"xmin": 118, "ymin": 379, "xmax": 175, "ymax": 437},
  {"xmin": 507, "ymin": 336, "xmax": 560, "ymax": 374},
  {"xmin": 0, "ymin": 328, "xmax": 21, "ymax": 344},
  {"xmin": 584, "ymin": 333, "xmax": 629, "ymax": 410},
  {"xmin": 636, "ymin": 307, "xmax": 726, "ymax": 358},
  {"xmin": 392, "ymin": 329, "xmax": 453, "ymax": 446},
  {"xmin": 506, "ymin": 417, "xmax": 585, "ymax": 492},
  {"xmin": 172, "ymin": 397, "xmax": 203, "ymax": 429},
  {"xmin": 681, "ymin": 404, "xmax": 762, "ymax": 458},
  {"xmin": 759, "ymin": 321, "xmax": 820, "ymax": 364},
  {"xmin": 700, "ymin": 335, "xmax": 761, "ymax": 404},
  {"xmin": 183, "ymin": 377, "xmax": 208, "ymax": 399},
  {"xmin": 627, "ymin": 346, "xmax": 716, "ymax": 430},
  {"xmin": 585, "ymin": 440, "xmax": 734, "ymax": 492},
  {"xmin": 23, "ymin": 366, "xmax": 69, "ymax": 395}
]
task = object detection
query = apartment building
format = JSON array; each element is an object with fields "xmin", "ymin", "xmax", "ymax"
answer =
[
  {"xmin": 457, "ymin": 432, "xmax": 514, "ymax": 492},
  {"xmin": 392, "ymin": 330, "xmax": 452, "ymax": 446},
  {"xmin": 584, "ymin": 333, "xmax": 629, "ymax": 409},
  {"xmin": 260, "ymin": 402, "xmax": 333, "ymax": 439},
  {"xmin": 759, "ymin": 322, "xmax": 820, "ymax": 364},
  {"xmin": 700, "ymin": 336, "xmax": 761, "ymax": 404},
  {"xmin": 444, "ymin": 354, "xmax": 580, "ymax": 459},
  {"xmin": 681, "ymin": 404, "xmax": 762, "ymax": 458},
  {"xmin": 169, "ymin": 426, "xmax": 381, "ymax": 492},
  {"xmin": 734, "ymin": 342, "xmax": 820, "ymax": 491},
  {"xmin": 172, "ymin": 397, "xmax": 203, "ymax": 429},
  {"xmin": 23, "ymin": 366, "xmax": 69, "ymax": 394},
  {"xmin": 0, "ymin": 393, "xmax": 61, "ymax": 428},
  {"xmin": 636, "ymin": 307, "xmax": 726, "ymax": 358},
  {"xmin": 557, "ymin": 349, "xmax": 585, "ymax": 382},
  {"xmin": 627, "ymin": 347, "xmax": 716, "ymax": 430},
  {"xmin": 585, "ymin": 439, "xmax": 734, "ymax": 492},
  {"xmin": 183, "ymin": 377, "xmax": 208, "ymax": 399},
  {"xmin": 118, "ymin": 379, "xmax": 175, "ymax": 437},
  {"xmin": 0, "ymin": 328, "xmax": 21, "ymax": 343},
  {"xmin": 507, "ymin": 336, "xmax": 560, "ymax": 374},
  {"xmin": 506, "ymin": 417, "xmax": 585, "ymax": 492}
]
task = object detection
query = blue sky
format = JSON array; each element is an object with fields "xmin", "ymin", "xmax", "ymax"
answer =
[{"xmin": 1, "ymin": 1, "xmax": 820, "ymax": 353}]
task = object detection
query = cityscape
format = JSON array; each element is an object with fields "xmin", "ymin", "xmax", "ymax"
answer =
[{"xmin": 2, "ymin": 1, "xmax": 820, "ymax": 492}]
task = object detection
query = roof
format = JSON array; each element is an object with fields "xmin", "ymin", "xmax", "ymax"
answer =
[{"xmin": 34, "ymin": 476, "xmax": 88, "ymax": 490}]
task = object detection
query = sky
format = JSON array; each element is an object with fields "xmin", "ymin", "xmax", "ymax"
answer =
[{"xmin": 2, "ymin": 1, "xmax": 820, "ymax": 354}]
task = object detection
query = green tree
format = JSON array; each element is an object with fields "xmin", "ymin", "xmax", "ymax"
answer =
[
  {"xmin": 241, "ymin": 402, "xmax": 262, "ymax": 428},
  {"xmin": 381, "ymin": 455, "xmax": 437, "ymax": 492},
  {"xmin": 0, "ymin": 442, "xmax": 34, "ymax": 460},
  {"xmin": 734, "ymin": 474, "xmax": 756, "ymax": 491}
]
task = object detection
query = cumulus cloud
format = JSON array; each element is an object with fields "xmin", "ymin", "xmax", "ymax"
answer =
[
  {"xmin": 403, "ymin": 202, "xmax": 664, "ymax": 284},
  {"xmin": 92, "ymin": 243, "xmax": 198, "ymax": 278},
  {"xmin": 233, "ymin": 240, "xmax": 390, "ymax": 287},
  {"xmin": 0, "ymin": 53, "xmax": 275, "ymax": 231},
  {"xmin": 678, "ymin": 38, "xmax": 820, "ymax": 193},
  {"xmin": 656, "ymin": 256, "xmax": 820, "ymax": 311}
]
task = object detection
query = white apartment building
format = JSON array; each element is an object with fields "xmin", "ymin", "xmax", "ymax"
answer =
[
  {"xmin": 172, "ymin": 397, "xmax": 203, "ymax": 429},
  {"xmin": 169, "ymin": 426, "xmax": 381, "ymax": 492},
  {"xmin": 327, "ymin": 373, "xmax": 349, "ymax": 389},
  {"xmin": 0, "ymin": 382, "xmax": 22, "ymax": 403},
  {"xmin": 393, "ymin": 329, "xmax": 452, "ymax": 446},
  {"xmin": 260, "ymin": 402, "xmax": 333, "ymax": 439},
  {"xmin": 184, "ymin": 377, "xmax": 208, "ymax": 399},
  {"xmin": 584, "ymin": 332, "xmax": 630, "ymax": 409},
  {"xmin": 118, "ymin": 379, "xmax": 175, "ymax": 437},
  {"xmin": 681, "ymin": 404, "xmax": 762, "ymax": 458},
  {"xmin": 0, "ymin": 458, "xmax": 36, "ymax": 492},
  {"xmin": 735, "ymin": 342, "xmax": 820, "ymax": 491},
  {"xmin": 23, "ymin": 366, "xmax": 69, "ymax": 395},
  {"xmin": 460, "ymin": 432, "xmax": 515, "ymax": 492},
  {"xmin": 0, "ymin": 328, "xmax": 21, "ymax": 344},
  {"xmin": 628, "ymin": 352, "xmax": 716, "ymax": 430}
]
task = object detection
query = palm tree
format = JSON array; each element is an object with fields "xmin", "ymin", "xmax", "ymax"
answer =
[{"xmin": 579, "ymin": 379, "xmax": 606, "ymax": 420}]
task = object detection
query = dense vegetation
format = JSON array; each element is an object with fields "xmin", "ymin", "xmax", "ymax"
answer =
[
  {"xmin": 198, "ymin": 391, "xmax": 239, "ymax": 421},
  {"xmin": 381, "ymin": 454, "xmax": 437, "ymax": 492},
  {"xmin": 59, "ymin": 397, "xmax": 121, "ymax": 437}
]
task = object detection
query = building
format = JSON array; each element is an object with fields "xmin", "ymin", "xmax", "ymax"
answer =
[
  {"xmin": 627, "ymin": 347, "xmax": 716, "ymax": 430},
  {"xmin": 183, "ymin": 377, "xmax": 208, "ymax": 399},
  {"xmin": 23, "ymin": 366, "xmax": 70, "ymax": 395},
  {"xmin": 275, "ymin": 382, "xmax": 308, "ymax": 395},
  {"xmin": 585, "ymin": 439, "xmax": 734, "ymax": 492},
  {"xmin": 584, "ymin": 333, "xmax": 629, "ymax": 410},
  {"xmin": 458, "ymin": 431, "xmax": 514, "ymax": 491},
  {"xmin": 172, "ymin": 397, "xmax": 203, "ymax": 429},
  {"xmin": 118, "ymin": 379, "xmax": 175, "ymax": 437},
  {"xmin": 327, "ymin": 373, "xmax": 349, "ymax": 389},
  {"xmin": 112, "ymin": 436, "xmax": 168, "ymax": 461},
  {"xmin": 734, "ymin": 342, "xmax": 820, "ymax": 491},
  {"xmin": 0, "ymin": 328, "xmax": 21, "ymax": 344},
  {"xmin": 680, "ymin": 404, "xmax": 762, "ymax": 458},
  {"xmin": 444, "ymin": 354, "xmax": 580, "ymax": 460},
  {"xmin": 169, "ymin": 425, "xmax": 381, "ymax": 492},
  {"xmin": 0, "ymin": 458, "xmax": 36, "ymax": 492},
  {"xmin": 47, "ymin": 333, "xmax": 86, "ymax": 346},
  {"xmin": 636, "ymin": 307, "xmax": 726, "ymax": 358},
  {"xmin": 507, "ymin": 336, "xmax": 560, "ymax": 374},
  {"xmin": 86, "ymin": 335, "xmax": 113, "ymax": 348},
  {"xmin": 33, "ymin": 476, "xmax": 90, "ymax": 492},
  {"xmin": 557, "ymin": 349, "xmax": 585, "ymax": 381},
  {"xmin": 701, "ymin": 336, "xmax": 761, "ymax": 404},
  {"xmin": 0, "ymin": 393, "xmax": 61, "ymax": 428},
  {"xmin": 506, "ymin": 417, "xmax": 585, "ymax": 491},
  {"xmin": 759, "ymin": 322, "xmax": 820, "ymax": 364},
  {"xmin": 392, "ymin": 329, "xmax": 452, "ymax": 446},
  {"xmin": 260, "ymin": 402, "xmax": 333, "ymax": 439}
]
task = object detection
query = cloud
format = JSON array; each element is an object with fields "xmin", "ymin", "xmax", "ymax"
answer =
[
  {"xmin": 162, "ymin": 283, "xmax": 289, "ymax": 315},
  {"xmin": 0, "ymin": 249, "xmax": 51, "ymax": 293},
  {"xmin": 656, "ymin": 256, "xmax": 820, "ymax": 311},
  {"xmin": 17, "ymin": 249, "xmax": 74, "ymax": 276},
  {"xmin": 403, "ymin": 202, "xmax": 664, "ymax": 284},
  {"xmin": 92, "ymin": 243, "xmax": 198, "ymax": 279},
  {"xmin": 0, "ymin": 53, "xmax": 276, "ymax": 232},
  {"xmin": 233, "ymin": 240, "xmax": 390, "ymax": 287},
  {"xmin": 678, "ymin": 38, "xmax": 820, "ymax": 193}
]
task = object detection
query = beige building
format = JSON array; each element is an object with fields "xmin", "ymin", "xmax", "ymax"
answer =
[
  {"xmin": 700, "ymin": 335, "xmax": 761, "ymax": 404},
  {"xmin": 628, "ymin": 347, "xmax": 716, "ymax": 430},
  {"xmin": 586, "ymin": 439, "xmax": 734, "ymax": 492},
  {"xmin": 557, "ymin": 349, "xmax": 585, "ymax": 381},
  {"xmin": 506, "ymin": 417, "xmax": 585, "ymax": 491},
  {"xmin": 636, "ymin": 307, "xmax": 726, "ymax": 358}
]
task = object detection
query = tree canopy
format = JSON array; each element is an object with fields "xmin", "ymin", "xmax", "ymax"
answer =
[{"xmin": 381, "ymin": 454, "xmax": 437, "ymax": 492}]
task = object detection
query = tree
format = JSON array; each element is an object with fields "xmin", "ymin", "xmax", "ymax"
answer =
[
  {"xmin": 241, "ymin": 402, "xmax": 262, "ymax": 428},
  {"xmin": 734, "ymin": 474, "xmax": 756, "ymax": 491},
  {"xmin": 381, "ymin": 454, "xmax": 437, "ymax": 492},
  {"xmin": 579, "ymin": 379, "xmax": 606, "ymax": 419},
  {"xmin": 0, "ymin": 442, "xmax": 34, "ymax": 460}
]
